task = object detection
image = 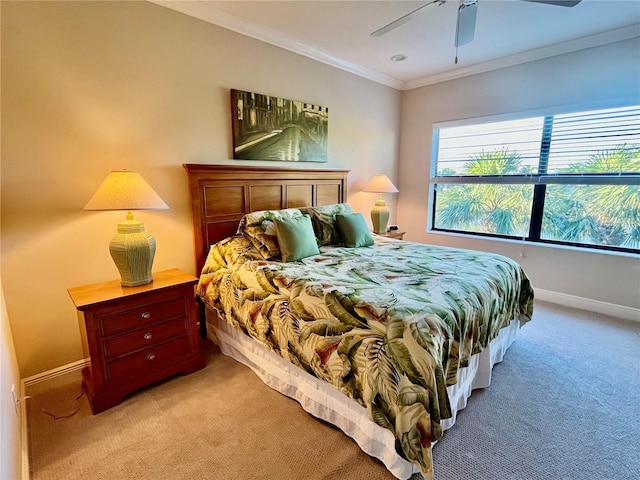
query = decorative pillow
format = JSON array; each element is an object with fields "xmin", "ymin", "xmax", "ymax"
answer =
[
  {"xmin": 274, "ymin": 215, "xmax": 320, "ymax": 262},
  {"xmin": 237, "ymin": 208, "xmax": 303, "ymax": 259},
  {"xmin": 299, "ymin": 203, "xmax": 353, "ymax": 246},
  {"xmin": 335, "ymin": 213, "xmax": 374, "ymax": 248}
]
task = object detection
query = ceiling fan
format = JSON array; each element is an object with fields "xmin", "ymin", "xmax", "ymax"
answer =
[{"xmin": 371, "ymin": 0, "xmax": 582, "ymax": 63}]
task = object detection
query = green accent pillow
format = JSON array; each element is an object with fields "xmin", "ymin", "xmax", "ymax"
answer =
[
  {"xmin": 274, "ymin": 215, "xmax": 320, "ymax": 262},
  {"xmin": 335, "ymin": 213, "xmax": 374, "ymax": 248}
]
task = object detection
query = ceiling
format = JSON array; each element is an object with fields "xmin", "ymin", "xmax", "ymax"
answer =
[{"xmin": 151, "ymin": 0, "xmax": 640, "ymax": 90}]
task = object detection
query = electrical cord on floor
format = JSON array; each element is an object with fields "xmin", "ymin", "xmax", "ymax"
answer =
[{"xmin": 21, "ymin": 385, "xmax": 85, "ymax": 420}]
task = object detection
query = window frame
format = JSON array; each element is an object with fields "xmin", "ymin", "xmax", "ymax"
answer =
[{"xmin": 428, "ymin": 102, "xmax": 640, "ymax": 255}]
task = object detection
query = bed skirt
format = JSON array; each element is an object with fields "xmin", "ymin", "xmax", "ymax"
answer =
[{"xmin": 206, "ymin": 309, "xmax": 520, "ymax": 479}]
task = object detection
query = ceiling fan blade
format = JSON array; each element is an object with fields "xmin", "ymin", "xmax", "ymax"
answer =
[
  {"xmin": 454, "ymin": 1, "xmax": 478, "ymax": 47},
  {"xmin": 521, "ymin": 0, "xmax": 582, "ymax": 7},
  {"xmin": 371, "ymin": 0, "xmax": 442, "ymax": 37}
]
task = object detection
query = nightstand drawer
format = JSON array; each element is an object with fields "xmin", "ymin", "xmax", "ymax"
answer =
[
  {"xmin": 107, "ymin": 336, "xmax": 190, "ymax": 384},
  {"xmin": 103, "ymin": 318, "xmax": 188, "ymax": 359},
  {"xmin": 100, "ymin": 296, "xmax": 185, "ymax": 336}
]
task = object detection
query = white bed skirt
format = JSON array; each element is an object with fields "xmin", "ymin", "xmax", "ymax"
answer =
[{"xmin": 207, "ymin": 310, "xmax": 520, "ymax": 479}]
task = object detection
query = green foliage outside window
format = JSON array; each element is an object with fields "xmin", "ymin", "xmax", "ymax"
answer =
[
  {"xmin": 435, "ymin": 149, "xmax": 533, "ymax": 237},
  {"xmin": 434, "ymin": 146, "xmax": 640, "ymax": 250},
  {"xmin": 542, "ymin": 147, "xmax": 640, "ymax": 249}
]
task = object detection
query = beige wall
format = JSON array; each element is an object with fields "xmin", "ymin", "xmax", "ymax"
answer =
[
  {"xmin": 0, "ymin": 1, "xmax": 401, "ymax": 377},
  {"xmin": 398, "ymin": 38, "xmax": 640, "ymax": 310},
  {"xmin": 1, "ymin": 282, "xmax": 23, "ymax": 480}
]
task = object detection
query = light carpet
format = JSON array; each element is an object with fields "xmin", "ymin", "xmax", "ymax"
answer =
[{"xmin": 26, "ymin": 301, "xmax": 640, "ymax": 480}]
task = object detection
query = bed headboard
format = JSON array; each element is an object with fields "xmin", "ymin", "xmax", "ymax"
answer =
[{"xmin": 183, "ymin": 164, "xmax": 349, "ymax": 273}]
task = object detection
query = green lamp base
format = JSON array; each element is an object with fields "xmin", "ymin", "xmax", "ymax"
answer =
[
  {"xmin": 109, "ymin": 219, "xmax": 156, "ymax": 287},
  {"xmin": 370, "ymin": 197, "xmax": 390, "ymax": 234}
]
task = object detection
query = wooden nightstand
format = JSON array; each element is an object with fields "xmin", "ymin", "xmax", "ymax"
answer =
[
  {"xmin": 376, "ymin": 231, "xmax": 406, "ymax": 240},
  {"xmin": 68, "ymin": 269, "xmax": 205, "ymax": 414}
]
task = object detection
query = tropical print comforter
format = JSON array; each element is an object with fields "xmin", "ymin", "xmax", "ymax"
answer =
[{"xmin": 196, "ymin": 236, "xmax": 534, "ymax": 479}]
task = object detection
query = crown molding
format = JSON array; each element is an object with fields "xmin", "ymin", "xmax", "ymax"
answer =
[
  {"xmin": 149, "ymin": 1, "xmax": 638, "ymax": 92},
  {"xmin": 404, "ymin": 24, "xmax": 640, "ymax": 90}
]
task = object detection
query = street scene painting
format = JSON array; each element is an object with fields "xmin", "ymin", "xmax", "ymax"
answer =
[{"xmin": 231, "ymin": 89, "xmax": 328, "ymax": 162}]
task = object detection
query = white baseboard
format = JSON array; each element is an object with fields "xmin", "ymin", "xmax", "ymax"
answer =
[
  {"xmin": 535, "ymin": 288, "xmax": 640, "ymax": 323},
  {"xmin": 22, "ymin": 358, "xmax": 88, "ymax": 388}
]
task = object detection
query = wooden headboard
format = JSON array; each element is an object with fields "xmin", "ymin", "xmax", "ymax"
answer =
[{"xmin": 183, "ymin": 164, "xmax": 349, "ymax": 273}]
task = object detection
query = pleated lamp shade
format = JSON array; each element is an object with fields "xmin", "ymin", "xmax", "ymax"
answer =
[{"xmin": 84, "ymin": 171, "xmax": 169, "ymax": 287}]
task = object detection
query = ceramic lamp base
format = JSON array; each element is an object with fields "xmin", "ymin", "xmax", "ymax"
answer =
[
  {"xmin": 370, "ymin": 197, "xmax": 390, "ymax": 234},
  {"xmin": 109, "ymin": 219, "xmax": 156, "ymax": 287}
]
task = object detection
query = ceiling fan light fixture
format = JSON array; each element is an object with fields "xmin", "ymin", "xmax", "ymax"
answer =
[
  {"xmin": 390, "ymin": 54, "xmax": 407, "ymax": 62},
  {"xmin": 455, "ymin": 0, "xmax": 478, "ymax": 47}
]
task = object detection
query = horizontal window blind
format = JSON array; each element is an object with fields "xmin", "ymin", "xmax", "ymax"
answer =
[
  {"xmin": 434, "ymin": 105, "xmax": 640, "ymax": 178},
  {"xmin": 547, "ymin": 105, "xmax": 640, "ymax": 173},
  {"xmin": 436, "ymin": 117, "xmax": 543, "ymax": 175}
]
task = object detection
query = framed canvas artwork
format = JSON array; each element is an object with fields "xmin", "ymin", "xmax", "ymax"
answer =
[{"xmin": 231, "ymin": 89, "xmax": 328, "ymax": 162}]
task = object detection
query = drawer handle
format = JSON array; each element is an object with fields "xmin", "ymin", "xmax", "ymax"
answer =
[
  {"xmin": 141, "ymin": 312, "xmax": 151, "ymax": 319},
  {"xmin": 147, "ymin": 353, "xmax": 156, "ymax": 361},
  {"xmin": 143, "ymin": 332, "xmax": 153, "ymax": 340}
]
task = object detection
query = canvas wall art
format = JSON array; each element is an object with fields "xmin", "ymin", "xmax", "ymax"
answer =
[{"xmin": 231, "ymin": 89, "xmax": 328, "ymax": 162}]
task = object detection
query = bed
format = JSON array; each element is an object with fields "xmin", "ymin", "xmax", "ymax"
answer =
[{"xmin": 184, "ymin": 164, "xmax": 534, "ymax": 480}]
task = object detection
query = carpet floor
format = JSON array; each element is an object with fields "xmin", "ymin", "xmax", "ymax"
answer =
[{"xmin": 26, "ymin": 301, "xmax": 640, "ymax": 480}]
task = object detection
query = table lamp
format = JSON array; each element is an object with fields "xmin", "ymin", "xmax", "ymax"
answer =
[
  {"xmin": 84, "ymin": 170, "xmax": 169, "ymax": 287},
  {"xmin": 363, "ymin": 174, "xmax": 399, "ymax": 234}
]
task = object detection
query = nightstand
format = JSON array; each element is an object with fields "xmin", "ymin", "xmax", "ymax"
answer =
[
  {"xmin": 68, "ymin": 269, "xmax": 205, "ymax": 414},
  {"xmin": 377, "ymin": 231, "xmax": 406, "ymax": 240}
]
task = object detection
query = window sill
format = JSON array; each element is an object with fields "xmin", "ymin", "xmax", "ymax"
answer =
[{"xmin": 427, "ymin": 229, "xmax": 640, "ymax": 259}]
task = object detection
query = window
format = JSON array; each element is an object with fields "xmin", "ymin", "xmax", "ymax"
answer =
[{"xmin": 430, "ymin": 105, "xmax": 640, "ymax": 253}]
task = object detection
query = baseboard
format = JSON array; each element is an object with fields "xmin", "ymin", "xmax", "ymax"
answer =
[
  {"xmin": 535, "ymin": 288, "xmax": 640, "ymax": 323},
  {"xmin": 22, "ymin": 358, "xmax": 88, "ymax": 388}
]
